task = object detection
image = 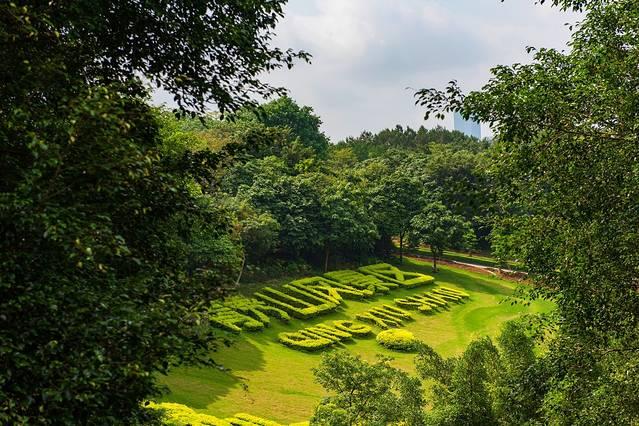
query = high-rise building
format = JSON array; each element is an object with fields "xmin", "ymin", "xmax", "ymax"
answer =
[{"xmin": 454, "ymin": 112, "xmax": 481, "ymax": 139}]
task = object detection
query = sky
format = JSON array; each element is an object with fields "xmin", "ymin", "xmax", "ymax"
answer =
[{"xmin": 154, "ymin": 0, "xmax": 579, "ymax": 142}]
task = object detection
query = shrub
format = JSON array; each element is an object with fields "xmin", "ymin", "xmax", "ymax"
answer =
[
  {"xmin": 290, "ymin": 276, "xmax": 374, "ymax": 300},
  {"xmin": 229, "ymin": 413, "xmax": 283, "ymax": 426},
  {"xmin": 287, "ymin": 277, "xmax": 342, "ymax": 304},
  {"xmin": 145, "ymin": 402, "xmax": 232, "ymax": 426},
  {"xmin": 324, "ymin": 270, "xmax": 397, "ymax": 293},
  {"xmin": 438, "ymin": 286, "xmax": 470, "ymax": 298},
  {"xmin": 223, "ymin": 296, "xmax": 291, "ymax": 324},
  {"xmin": 376, "ymin": 329, "xmax": 417, "ymax": 351},
  {"xmin": 359, "ymin": 263, "xmax": 435, "ymax": 288},
  {"xmin": 431, "ymin": 289, "xmax": 462, "ymax": 302},
  {"xmin": 278, "ymin": 332, "xmax": 334, "ymax": 351},
  {"xmin": 356, "ymin": 305, "xmax": 413, "ymax": 329},
  {"xmin": 332, "ymin": 320, "xmax": 372, "ymax": 336},
  {"xmin": 279, "ymin": 321, "xmax": 371, "ymax": 351},
  {"xmin": 255, "ymin": 286, "xmax": 338, "ymax": 319},
  {"xmin": 393, "ymin": 288, "xmax": 470, "ymax": 313},
  {"xmin": 209, "ymin": 303, "xmax": 265, "ymax": 333}
]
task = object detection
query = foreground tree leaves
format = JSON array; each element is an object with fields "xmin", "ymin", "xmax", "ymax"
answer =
[
  {"xmin": 416, "ymin": 0, "xmax": 639, "ymax": 423},
  {"xmin": 0, "ymin": 1, "xmax": 305, "ymax": 423}
]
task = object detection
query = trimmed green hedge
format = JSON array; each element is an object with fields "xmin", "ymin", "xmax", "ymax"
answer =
[
  {"xmin": 278, "ymin": 320, "xmax": 372, "ymax": 351},
  {"xmin": 324, "ymin": 270, "xmax": 397, "ymax": 293},
  {"xmin": 290, "ymin": 276, "xmax": 372, "ymax": 300},
  {"xmin": 255, "ymin": 286, "xmax": 338, "ymax": 319},
  {"xmin": 145, "ymin": 402, "xmax": 232, "ymax": 425},
  {"xmin": 287, "ymin": 277, "xmax": 342, "ymax": 304},
  {"xmin": 332, "ymin": 320, "xmax": 372, "ymax": 337},
  {"xmin": 393, "ymin": 287, "xmax": 470, "ymax": 314},
  {"xmin": 355, "ymin": 304, "xmax": 413, "ymax": 329},
  {"xmin": 209, "ymin": 303, "xmax": 265, "ymax": 333},
  {"xmin": 376, "ymin": 328, "xmax": 417, "ymax": 351},
  {"xmin": 228, "ymin": 413, "xmax": 283, "ymax": 426},
  {"xmin": 224, "ymin": 296, "xmax": 291, "ymax": 324},
  {"xmin": 436, "ymin": 286, "xmax": 470, "ymax": 298},
  {"xmin": 358, "ymin": 263, "xmax": 435, "ymax": 288}
]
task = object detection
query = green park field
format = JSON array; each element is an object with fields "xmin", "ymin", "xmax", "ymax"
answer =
[{"xmin": 157, "ymin": 257, "xmax": 553, "ymax": 424}]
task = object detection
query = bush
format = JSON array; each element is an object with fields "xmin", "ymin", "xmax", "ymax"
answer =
[
  {"xmin": 438, "ymin": 286, "xmax": 470, "ymax": 298},
  {"xmin": 324, "ymin": 270, "xmax": 397, "ymax": 293},
  {"xmin": 376, "ymin": 329, "xmax": 418, "ymax": 351},
  {"xmin": 291, "ymin": 276, "xmax": 374, "ymax": 300},
  {"xmin": 279, "ymin": 320, "xmax": 371, "ymax": 351},
  {"xmin": 209, "ymin": 303, "xmax": 265, "ymax": 333},
  {"xmin": 359, "ymin": 263, "xmax": 435, "ymax": 288},
  {"xmin": 278, "ymin": 331, "xmax": 335, "ymax": 351},
  {"xmin": 224, "ymin": 296, "xmax": 292, "ymax": 325},
  {"xmin": 332, "ymin": 320, "xmax": 372, "ymax": 336},
  {"xmin": 356, "ymin": 304, "xmax": 413, "ymax": 329},
  {"xmin": 145, "ymin": 402, "xmax": 232, "ymax": 426},
  {"xmin": 255, "ymin": 286, "xmax": 338, "ymax": 319},
  {"xmin": 230, "ymin": 412, "xmax": 283, "ymax": 425},
  {"xmin": 393, "ymin": 287, "xmax": 472, "ymax": 314}
]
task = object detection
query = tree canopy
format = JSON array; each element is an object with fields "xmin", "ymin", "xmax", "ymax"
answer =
[
  {"xmin": 417, "ymin": 0, "xmax": 639, "ymax": 422},
  {"xmin": 0, "ymin": 1, "xmax": 307, "ymax": 423}
]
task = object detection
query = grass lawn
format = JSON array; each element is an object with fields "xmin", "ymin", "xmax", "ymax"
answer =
[
  {"xmin": 157, "ymin": 257, "xmax": 552, "ymax": 424},
  {"xmin": 403, "ymin": 246, "xmax": 523, "ymax": 270}
]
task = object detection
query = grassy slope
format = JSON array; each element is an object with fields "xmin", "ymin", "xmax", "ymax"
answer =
[
  {"xmin": 403, "ymin": 246, "xmax": 523, "ymax": 270},
  {"xmin": 158, "ymin": 258, "xmax": 552, "ymax": 424}
]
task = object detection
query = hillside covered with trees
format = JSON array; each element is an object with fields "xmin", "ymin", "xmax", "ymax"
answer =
[{"xmin": 2, "ymin": 0, "xmax": 638, "ymax": 425}]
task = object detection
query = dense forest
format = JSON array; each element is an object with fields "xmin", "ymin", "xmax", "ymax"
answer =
[
  {"xmin": 158, "ymin": 102, "xmax": 491, "ymax": 283},
  {"xmin": 2, "ymin": 0, "xmax": 639, "ymax": 425}
]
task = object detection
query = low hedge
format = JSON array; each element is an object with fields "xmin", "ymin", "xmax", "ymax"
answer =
[
  {"xmin": 393, "ymin": 287, "xmax": 470, "ymax": 314},
  {"xmin": 287, "ymin": 277, "xmax": 342, "ymax": 304},
  {"xmin": 145, "ymin": 402, "xmax": 232, "ymax": 426},
  {"xmin": 437, "ymin": 286, "xmax": 470, "ymax": 298},
  {"xmin": 279, "ymin": 320, "xmax": 372, "ymax": 351},
  {"xmin": 359, "ymin": 263, "xmax": 435, "ymax": 288},
  {"xmin": 255, "ymin": 287, "xmax": 338, "ymax": 319},
  {"xmin": 324, "ymin": 270, "xmax": 397, "ymax": 293},
  {"xmin": 356, "ymin": 304, "xmax": 413, "ymax": 329},
  {"xmin": 376, "ymin": 328, "xmax": 418, "ymax": 351},
  {"xmin": 332, "ymin": 320, "xmax": 372, "ymax": 336},
  {"xmin": 229, "ymin": 413, "xmax": 283, "ymax": 426},
  {"xmin": 224, "ymin": 296, "xmax": 291, "ymax": 325},
  {"xmin": 290, "ymin": 276, "xmax": 372, "ymax": 300},
  {"xmin": 209, "ymin": 303, "xmax": 265, "ymax": 333},
  {"xmin": 279, "ymin": 331, "xmax": 334, "ymax": 351}
]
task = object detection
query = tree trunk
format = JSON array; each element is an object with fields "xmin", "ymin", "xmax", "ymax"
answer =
[
  {"xmin": 399, "ymin": 234, "xmax": 404, "ymax": 264},
  {"xmin": 433, "ymin": 253, "xmax": 437, "ymax": 272},
  {"xmin": 324, "ymin": 245, "xmax": 330, "ymax": 272},
  {"xmin": 234, "ymin": 252, "xmax": 246, "ymax": 288}
]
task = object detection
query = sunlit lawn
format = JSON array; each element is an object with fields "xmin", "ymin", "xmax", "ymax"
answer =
[{"xmin": 158, "ymin": 257, "xmax": 552, "ymax": 424}]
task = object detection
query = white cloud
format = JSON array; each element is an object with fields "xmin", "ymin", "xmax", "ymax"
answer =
[{"xmin": 152, "ymin": 0, "xmax": 580, "ymax": 141}]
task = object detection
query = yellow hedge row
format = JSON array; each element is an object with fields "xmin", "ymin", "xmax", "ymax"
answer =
[
  {"xmin": 394, "ymin": 286, "xmax": 470, "ymax": 313},
  {"xmin": 289, "ymin": 276, "xmax": 372, "ymax": 300},
  {"xmin": 254, "ymin": 286, "xmax": 338, "ymax": 319},
  {"xmin": 358, "ymin": 263, "xmax": 435, "ymax": 288},
  {"xmin": 355, "ymin": 304, "xmax": 413, "ymax": 329},
  {"xmin": 209, "ymin": 303, "xmax": 265, "ymax": 333},
  {"xmin": 279, "ymin": 320, "xmax": 372, "ymax": 351},
  {"xmin": 324, "ymin": 270, "xmax": 397, "ymax": 293},
  {"xmin": 224, "ymin": 296, "xmax": 291, "ymax": 324},
  {"xmin": 145, "ymin": 402, "xmax": 304, "ymax": 426},
  {"xmin": 376, "ymin": 328, "xmax": 417, "ymax": 351},
  {"xmin": 145, "ymin": 402, "xmax": 231, "ymax": 426}
]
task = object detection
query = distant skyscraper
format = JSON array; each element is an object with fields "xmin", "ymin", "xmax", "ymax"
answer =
[{"xmin": 454, "ymin": 112, "xmax": 481, "ymax": 139}]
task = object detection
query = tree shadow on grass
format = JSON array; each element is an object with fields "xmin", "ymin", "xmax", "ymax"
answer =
[
  {"xmin": 399, "ymin": 259, "xmax": 516, "ymax": 297},
  {"xmin": 158, "ymin": 331, "xmax": 272, "ymax": 409}
]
